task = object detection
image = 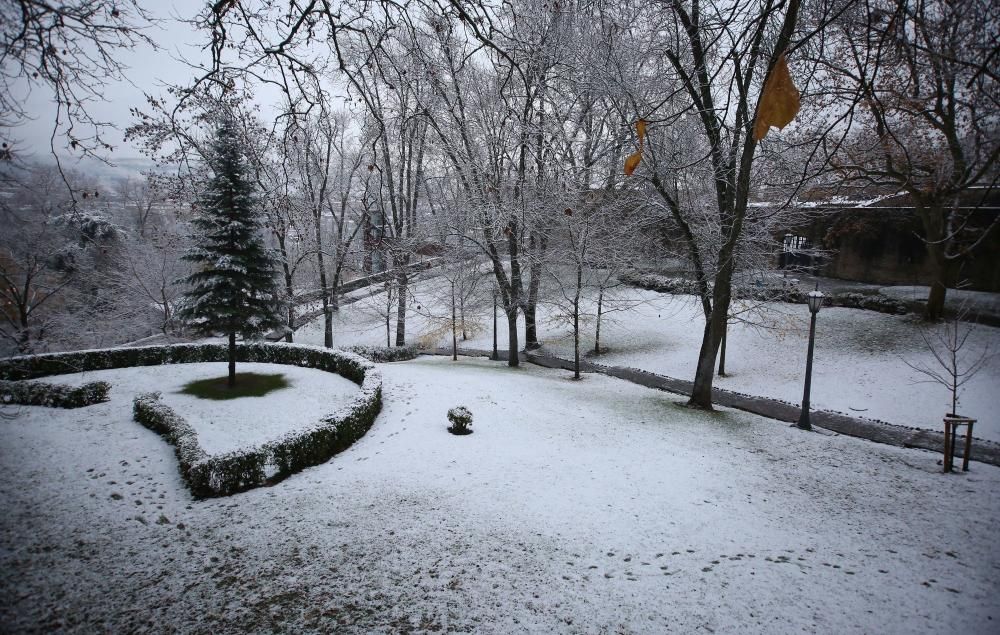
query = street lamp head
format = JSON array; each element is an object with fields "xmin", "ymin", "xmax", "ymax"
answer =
[{"xmin": 807, "ymin": 283, "xmax": 824, "ymax": 314}]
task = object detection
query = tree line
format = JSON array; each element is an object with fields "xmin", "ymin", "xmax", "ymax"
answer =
[{"xmin": 1, "ymin": 0, "xmax": 996, "ymax": 409}]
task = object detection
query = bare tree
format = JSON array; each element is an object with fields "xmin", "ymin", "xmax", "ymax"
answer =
[
  {"xmin": 1, "ymin": 0, "xmax": 155, "ymax": 195},
  {"xmin": 904, "ymin": 304, "xmax": 992, "ymax": 417},
  {"xmin": 818, "ymin": 0, "xmax": 1000, "ymax": 320},
  {"xmin": 618, "ymin": 0, "xmax": 830, "ymax": 410}
]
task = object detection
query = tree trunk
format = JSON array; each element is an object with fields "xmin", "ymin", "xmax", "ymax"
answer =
[
  {"xmin": 394, "ymin": 261, "xmax": 408, "ymax": 346},
  {"xmin": 524, "ymin": 234, "xmax": 546, "ymax": 350},
  {"xmin": 594, "ymin": 286, "xmax": 604, "ymax": 355},
  {"xmin": 161, "ymin": 289, "xmax": 171, "ymax": 335},
  {"xmin": 924, "ymin": 239, "xmax": 953, "ymax": 321},
  {"xmin": 717, "ymin": 325, "xmax": 727, "ymax": 376},
  {"xmin": 917, "ymin": 203, "xmax": 952, "ymax": 321},
  {"xmin": 460, "ymin": 293, "xmax": 467, "ymax": 340},
  {"xmin": 573, "ymin": 263, "xmax": 583, "ymax": 379},
  {"xmin": 451, "ymin": 280, "xmax": 458, "ymax": 361},
  {"xmin": 524, "ymin": 302, "xmax": 539, "ymax": 350},
  {"xmin": 227, "ymin": 331, "xmax": 237, "ymax": 388},
  {"xmin": 688, "ymin": 281, "xmax": 732, "ymax": 409},
  {"xmin": 315, "ymin": 208, "xmax": 332, "ymax": 346},
  {"xmin": 492, "ymin": 293, "xmax": 499, "ymax": 360},
  {"xmin": 323, "ymin": 295, "xmax": 333, "ymax": 348},
  {"xmin": 276, "ymin": 234, "xmax": 294, "ymax": 343},
  {"xmin": 506, "ymin": 307, "xmax": 519, "ymax": 368}
]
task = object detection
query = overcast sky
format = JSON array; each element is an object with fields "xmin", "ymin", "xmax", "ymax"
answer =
[{"xmin": 10, "ymin": 1, "xmax": 225, "ymax": 171}]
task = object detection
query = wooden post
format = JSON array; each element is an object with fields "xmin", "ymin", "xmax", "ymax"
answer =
[
  {"xmin": 943, "ymin": 419, "xmax": 953, "ymax": 472},
  {"xmin": 943, "ymin": 416, "xmax": 976, "ymax": 473}
]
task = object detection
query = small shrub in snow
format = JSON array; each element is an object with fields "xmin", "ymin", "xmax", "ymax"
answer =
[
  {"xmin": 0, "ymin": 379, "xmax": 110, "ymax": 408},
  {"xmin": 447, "ymin": 406, "xmax": 473, "ymax": 435},
  {"xmin": 346, "ymin": 345, "xmax": 420, "ymax": 363}
]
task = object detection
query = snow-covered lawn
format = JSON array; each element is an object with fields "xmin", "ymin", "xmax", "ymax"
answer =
[
  {"xmin": 539, "ymin": 292, "xmax": 1000, "ymax": 442},
  {"xmin": 41, "ymin": 362, "xmax": 360, "ymax": 455},
  {"xmin": 295, "ymin": 276, "xmax": 1000, "ymax": 442},
  {"xmin": 2, "ymin": 357, "xmax": 998, "ymax": 633}
]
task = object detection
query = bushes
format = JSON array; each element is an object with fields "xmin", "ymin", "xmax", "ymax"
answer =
[
  {"xmin": 346, "ymin": 345, "xmax": 420, "ymax": 363},
  {"xmin": 619, "ymin": 270, "xmax": 909, "ymax": 316},
  {"xmin": 619, "ymin": 271, "xmax": 703, "ymax": 296},
  {"xmin": 133, "ymin": 380, "xmax": 381, "ymax": 498},
  {"xmin": 447, "ymin": 406, "xmax": 473, "ymax": 435},
  {"xmin": 0, "ymin": 341, "xmax": 374, "ymax": 383},
  {"xmin": 1, "ymin": 342, "xmax": 383, "ymax": 499},
  {"xmin": 0, "ymin": 379, "xmax": 111, "ymax": 408}
]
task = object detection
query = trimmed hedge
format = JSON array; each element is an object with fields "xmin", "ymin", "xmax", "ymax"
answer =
[
  {"xmin": 346, "ymin": 344, "xmax": 420, "ymax": 363},
  {"xmin": 620, "ymin": 270, "xmax": 908, "ymax": 315},
  {"xmin": 0, "ymin": 379, "xmax": 111, "ymax": 408},
  {"xmin": 1, "ymin": 342, "xmax": 383, "ymax": 499}
]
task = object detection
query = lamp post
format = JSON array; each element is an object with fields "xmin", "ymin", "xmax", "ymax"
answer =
[{"xmin": 796, "ymin": 285, "xmax": 825, "ymax": 431}]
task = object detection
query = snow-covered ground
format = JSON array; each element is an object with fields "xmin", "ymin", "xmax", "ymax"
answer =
[
  {"xmin": 295, "ymin": 276, "xmax": 1000, "ymax": 442},
  {"xmin": 43, "ymin": 362, "xmax": 360, "ymax": 455},
  {"xmin": 2, "ymin": 357, "xmax": 998, "ymax": 632}
]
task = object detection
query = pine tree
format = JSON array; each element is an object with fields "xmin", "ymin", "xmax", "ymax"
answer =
[{"xmin": 178, "ymin": 118, "xmax": 283, "ymax": 387}]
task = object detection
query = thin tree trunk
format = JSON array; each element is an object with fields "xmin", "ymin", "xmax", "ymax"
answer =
[
  {"xmin": 451, "ymin": 280, "xmax": 458, "ymax": 361},
  {"xmin": 718, "ymin": 325, "xmax": 727, "ymax": 377},
  {"xmin": 594, "ymin": 286, "xmax": 603, "ymax": 355},
  {"xmin": 492, "ymin": 293, "xmax": 499, "ymax": 360},
  {"xmin": 315, "ymin": 213, "xmax": 332, "ymax": 347},
  {"xmin": 228, "ymin": 331, "xmax": 236, "ymax": 388},
  {"xmin": 460, "ymin": 293, "xmax": 467, "ymax": 340},
  {"xmin": 573, "ymin": 264, "xmax": 582, "ymax": 379},
  {"xmin": 276, "ymin": 233, "xmax": 294, "ymax": 343},
  {"xmin": 161, "ymin": 289, "xmax": 171, "ymax": 335},
  {"xmin": 395, "ymin": 259, "xmax": 409, "ymax": 347}
]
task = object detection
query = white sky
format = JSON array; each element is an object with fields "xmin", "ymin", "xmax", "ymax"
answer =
[{"xmin": 8, "ymin": 1, "xmax": 238, "ymax": 169}]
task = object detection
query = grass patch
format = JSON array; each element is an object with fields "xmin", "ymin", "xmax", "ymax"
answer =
[{"xmin": 180, "ymin": 373, "xmax": 290, "ymax": 400}]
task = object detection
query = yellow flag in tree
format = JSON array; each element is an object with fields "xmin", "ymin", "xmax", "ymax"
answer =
[
  {"xmin": 753, "ymin": 53, "xmax": 800, "ymax": 141},
  {"xmin": 624, "ymin": 152, "xmax": 642, "ymax": 175},
  {"xmin": 624, "ymin": 119, "xmax": 648, "ymax": 176}
]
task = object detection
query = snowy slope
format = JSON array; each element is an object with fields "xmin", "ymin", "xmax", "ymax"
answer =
[
  {"xmin": 2, "ymin": 357, "xmax": 998, "ymax": 633},
  {"xmin": 293, "ymin": 277, "xmax": 1000, "ymax": 442}
]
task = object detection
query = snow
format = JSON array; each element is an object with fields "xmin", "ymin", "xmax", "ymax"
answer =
[
  {"xmin": 2, "ymin": 356, "xmax": 998, "ymax": 632},
  {"xmin": 292, "ymin": 274, "xmax": 1000, "ymax": 442},
  {"xmin": 879, "ymin": 285, "xmax": 1000, "ymax": 316},
  {"xmin": 43, "ymin": 362, "xmax": 360, "ymax": 455},
  {"xmin": 538, "ymin": 292, "xmax": 1000, "ymax": 442}
]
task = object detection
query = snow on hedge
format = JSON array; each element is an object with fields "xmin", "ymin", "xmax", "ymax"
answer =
[
  {"xmin": 0, "ymin": 342, "xmax": 383, "ymax": 498},
  {"xmin": 0, "ymin": 379, "xmax": 110, "ymax": 408}
]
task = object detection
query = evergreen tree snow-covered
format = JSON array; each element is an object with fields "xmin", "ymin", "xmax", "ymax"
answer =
[{"xmin": 178, "ymin": 119, "xmax": 282, "ymax": 387}]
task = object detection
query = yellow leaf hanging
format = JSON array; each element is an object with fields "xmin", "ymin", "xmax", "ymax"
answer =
[
  {"xmin": 624, "ymin": 119, "xmax": 648, "ymax": 175},
  {"xmin": 753, "ymin": 53, "xmax": 800, "ymax": 141},
  {"xmin": 624, "ymin": 151, "xmax": 642, "ymax": 176}
]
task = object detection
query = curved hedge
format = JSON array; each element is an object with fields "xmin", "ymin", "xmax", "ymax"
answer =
[
  {"xmin": 0, "ymin": 379, "xmax": 111, "ymax": 408},
  {"xmin": 0, "ymin": 343, "xmax": 383, "ymax": 498}
]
